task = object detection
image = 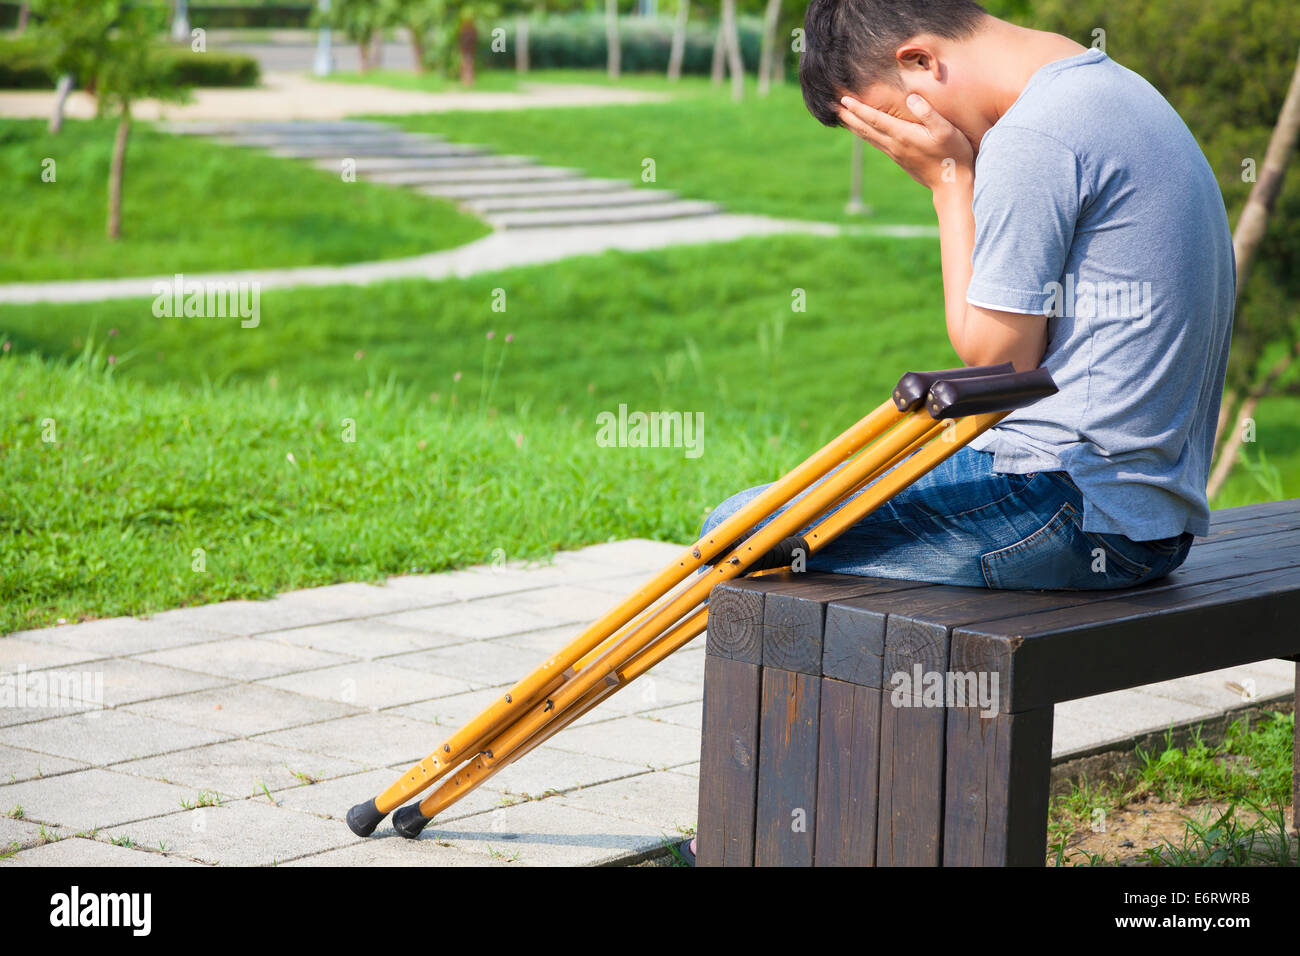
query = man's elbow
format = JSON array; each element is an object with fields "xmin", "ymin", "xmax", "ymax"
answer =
[{"xmin": 962, "ymin": 346, "xmax": 1042, "ymax": 372}]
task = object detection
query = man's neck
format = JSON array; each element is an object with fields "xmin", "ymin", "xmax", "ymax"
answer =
[{"xmin": 971, "ymin": 19, "xmax": 1090, "ymax": 131}]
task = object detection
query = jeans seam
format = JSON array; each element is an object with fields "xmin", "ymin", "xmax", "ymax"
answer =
[
  {"xmin": 1067, "ymin": 511, "xmax": 1153, "ymax": 576},
  {"xmin": 980, "ymin": 501, "xmax": 1078, "ymax": 588}
]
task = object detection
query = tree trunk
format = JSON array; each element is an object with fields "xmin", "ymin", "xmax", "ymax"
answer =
[
  {"xmin": 667, "ymin": 0, "xmax": 690, "ymax": 81},
  {"xmin": 757, "ymin": 0, "xmax": 780, "ymax": 96},
  {"xmin": 1208, "ymin": 45, "xmax": 1300, "ymax": 492},
  {"xmin": 459, "ymin": 20, "xmax": 477, "ymax": 86},
  {"xmin": 50, "ymin": 74, "xmax": 74, "ymax": 135},
  {"xmin": 1208, "ymin": 340, "xmax": 1300, "ymax": 498},
  {"xmin": 358, "ymin": 37, "xmax": 372, "ymax": 72},
  {"xmin": 516, "ymin": 17, "xmax": 529, "ymax": 73},
  {"xmin": 772, "ymin": 23, "xmax": 786, "ymax": 85},
  {"xmin": 710, "ymin": 14, "xmax": 725, "ymax": 84},
  {"xmin": 605, "ymin": 0, "xmax": 620, "ymax": 80},
  {"xmin": 722, "ymin": 0, "xmax": 743, "ymax": 101},
  {"xmin": 1233, "ymin": 47, "xmax": 1300, "ymax": 302},
  {"xmin": 17, "ymin": 1, "xmax": 29, "ymax": 34},
  {"xmin": 410, "ymin": 28, "xmax": 426, "ymax": 74},
  {"xmin": 107, "ymin": 108, "xmax": 131, "ymax": 241}
]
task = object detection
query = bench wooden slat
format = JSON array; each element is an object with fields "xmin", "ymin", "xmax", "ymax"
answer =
[
  {"xmin": 814, "ymin": 679, "xmax": 881, "ymax": 866},
  {"xmin": 697, "ymin": 654, "xmax": 762, "ymax": 866},
  {"xmin": 952, "ymin": 564, "xmax": 1300, "ymax": 711},
  {"xmin": 943, "ymin": 707, "xmax": 1054, "ymax": 866},
  {"xmin": 754, "ymin": 667, "xmax": 821, "ymax": 865}
]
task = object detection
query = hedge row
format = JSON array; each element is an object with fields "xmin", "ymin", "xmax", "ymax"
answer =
[
  {"xmin": 477, "ymin": 13, "xmax": 767, "ymax": 75},
  {"xmin": 0, "ymin": 2, "xmax": 314, "ymax": 30},
  {"xmin": 0, "ymin": 37, "xmax": 261, "ymax": 90}
]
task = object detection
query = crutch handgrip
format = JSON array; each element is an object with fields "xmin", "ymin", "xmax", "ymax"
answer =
[
  {"xmin": 893, "ymin": 363, "xmax": 1014, "ymax": 412},
  {"xmin": 745, "ymin": 534, "xmax": 811, "ymax": 573},
  {"xmin": 925, "ymin": 368, "xmax": 1058, "ymax": 419}
]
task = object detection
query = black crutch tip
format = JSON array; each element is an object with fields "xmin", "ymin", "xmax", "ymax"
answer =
[
  {"xmin": 346, "ymin": 799, "xmax": 385, "ymax": 837},
  {"xmin": 392, "ymin": 804, "xmax": 433, "ymax": 839}
]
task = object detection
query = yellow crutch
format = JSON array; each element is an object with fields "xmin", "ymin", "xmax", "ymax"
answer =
[{"xmin": 346, "ymin": 365, "xmax": 1052, "ymax": 838}]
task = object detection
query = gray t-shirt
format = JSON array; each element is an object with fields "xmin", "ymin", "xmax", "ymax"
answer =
[{"xmin": 965, "ymin": 48, "xmax": 1235, "ymax": 540}]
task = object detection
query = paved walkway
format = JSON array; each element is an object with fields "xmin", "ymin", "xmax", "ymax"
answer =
[
  {"xmin": 1, "ymin": 540, "xmax": 1293, "ymax": 867},
  {"xmin": 0, "ymin": 118, "xmax": 863, "ymax": 305},
  {"xmin": 0, "ymin": 217, "xmax": 844, "ymax": 305},
  {"xmin": 0, "ymin": 71, "xmax": 666, "ymax": 123}
]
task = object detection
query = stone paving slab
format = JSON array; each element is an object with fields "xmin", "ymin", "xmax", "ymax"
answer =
[
  {"xmin": 436, "ymin": 743, "xmax": 649, "ymax": 801},
  {"xmin": 59, "ymin": 659, "xmax": 231, "ymax": 708},
  {"xmin": 543, "ymin": 716, "xmax": 701, "ymax": 771},
  {"xmin": 383, "ymin": 642, "xmax": 547, "ymax": 689},
  {"xmin": 266, "ymin": 617, "xmax": 467, "ymax": 659},
  {"xmin": 283, "ymin": 836, "xmax": 505, "ymax": 867},
  {"xmin": 1, "ymin": 816, "xmax": 68, "ymax": 852},
  {"xmin": 110, "ymin": 739, "xmax": 364, "ymax": 800},
  {"xmin": 0, "ymin": 701, "xmax": 97, "ymax": 729},
  {"xmin": 0, "ymin": 638, "xmax": 105, "ymax": 673},
  {"xmin": 1, "ymin": 537, "xmax": 1293, "ymax": 867},
  {"xmin": 1057, "ymin": 689, "xmax": 1242, "ymax": 741},
  {"xmin": 102, "ymin": 800, "xmax": 350, "ymax": 867},
  {"xmin": 375, "ymin": 602, "xmax": 553, "ymax": 641},
  {"xmin": 7, "ymin": 616, "xmax": 230, "ymax": 656},
  {"xmin": 387, "ymin": 685, "xmax": 511, "ymax": 729},
  {"xmin": 418, "ymin": 797, "xmax": 670, "ymax": 867},
  {"xmin": 270, "ymin": 582, "xmax": 442, "ymax": 619},
  {"xmin": 122, "ymin": 683, "xmax": 363, "ymax": 736},
  {"xmin": 272, "ymin": 766, "xmax": 507, "ymax": 826},
  {"xmin": 639, "ymin": 701, "xmax": 705, "ymax": 731},
  {"xmin": 1, "ymin": 837, "xmax": 204, "ymax": 867},
  {"xmin": 137, "ymin": 637, "xmax": 348, "ymax": 681},
  {"xmin": 144, "ymin": 598, "xmax": 369, "ymax": 636},
  {"xmin": 0, "ymin": 744, "xmax": 88, "ymax": 785},
  {"xmin": 261, "ymin": 660, "xmax": 473, "ymax": 708},
  {"xmin": 252, "ymin": 712, "xmax": 439, "ymax": 768},
  {"xmin": 5, "ymin": 710, "xmax": 231, "ymax": 766},
  {"xmin": 0, "ymin": 769, "xmax": 198, "ymax": 832},
  {"xmin": 554, "ymin": 769, "xmax": 699, "ymax": 835}
]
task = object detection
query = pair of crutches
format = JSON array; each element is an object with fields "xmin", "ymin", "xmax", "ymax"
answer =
[{"xmin": 346, "ymin": 363, "xmax": 1058, "ymax": 839}]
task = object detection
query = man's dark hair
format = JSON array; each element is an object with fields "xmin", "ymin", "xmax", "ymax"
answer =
[{"xmin": 800, "ymin": 0, "xmax": 989, "ymax": 127}]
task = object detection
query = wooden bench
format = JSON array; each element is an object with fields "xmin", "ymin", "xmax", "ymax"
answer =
[{"xmin": 695, "ymin": 499, "xmax": 1300, "ymax": 866}]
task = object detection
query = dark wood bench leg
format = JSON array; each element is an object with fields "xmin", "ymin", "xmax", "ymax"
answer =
[
  {"xmin": 697, "ymin": 654, "xmax": 761, "ymax": 866},
  {"xmin": 814, "ymin": 679, "xmax": 881, "ymax": 865},
  {"xmin": 755, "ymin": 666, "xmax": 820, "ymax": 865},
  {"xmin": 943, "ymin": 706, "xmax": 1054, "ymax": 866}
]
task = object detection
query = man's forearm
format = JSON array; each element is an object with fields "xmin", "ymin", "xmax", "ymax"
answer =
[{"xmin": 933, "ymin": 178, "xmax": 978, "ymax": 362}]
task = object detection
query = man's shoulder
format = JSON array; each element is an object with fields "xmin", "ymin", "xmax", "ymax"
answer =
[{"xmin": 991, "ymin": 54, "xmax": 1181, "ymax": 153}]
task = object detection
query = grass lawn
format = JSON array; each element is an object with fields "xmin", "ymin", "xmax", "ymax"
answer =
[
  {"xmin": 0, "ymin": 232, "xmax": 953, "ymax": 630},
  {"xmin": 0, "ymin": 119, "xmax": 489, "ymax": 282},
  {"xmin": 2, "ymin": 230, "xmax": 1293, "ymax": 630},
  {"xmin": 0, "ymin": 233, "xmax": 955, "ymax": 431},
  {"xmin": 1049, "ymin": 711, "xmax": 1295, "ymax": 866},
  {"xmin": 0, "ymin": 347, "xmax": 794, "ymax": 632},
  {"xmin": 379, "ymin": 77, "xmax": 936, "ymax": 226}
]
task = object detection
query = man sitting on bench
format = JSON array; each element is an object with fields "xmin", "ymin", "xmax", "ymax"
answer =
[{"xmin": 703, "ymin": 0, "xmax": 1235, "ymax": 593}]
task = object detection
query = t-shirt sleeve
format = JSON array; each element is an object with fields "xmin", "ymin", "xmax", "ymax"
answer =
[{"xmin": 966, "ymin": 125, "xmax": 1083, "ymax": 316}]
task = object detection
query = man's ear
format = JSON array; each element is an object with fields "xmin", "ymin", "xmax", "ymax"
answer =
[{"xmin": 895, "ymin": 40, "xmax": 944, "ymax": 82}]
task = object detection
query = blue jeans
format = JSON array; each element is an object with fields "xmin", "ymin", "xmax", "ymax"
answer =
[{"xmin": 702, "ymin": 447, "xmax": 1193, "ymax": 590}]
